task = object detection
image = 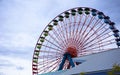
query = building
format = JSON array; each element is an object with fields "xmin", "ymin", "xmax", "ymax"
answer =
[{"xmin": 40, "ymin": 48, "xmax": 120, "ymax": 75}]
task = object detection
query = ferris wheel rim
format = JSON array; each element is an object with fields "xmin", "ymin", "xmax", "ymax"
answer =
[{"xmin": 32, "ymin": 7, "xmax": 120, "ymax": 75}]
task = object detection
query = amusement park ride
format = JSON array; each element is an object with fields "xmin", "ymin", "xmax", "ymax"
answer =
[{"xmin": 32, "ymin": 7, "xmax": 120, "ymax": 75}]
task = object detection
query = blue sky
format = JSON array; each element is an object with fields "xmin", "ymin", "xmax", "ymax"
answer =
[{"xmin": 0, "ymin": 0, "xmax": 120, "ymax": 75}]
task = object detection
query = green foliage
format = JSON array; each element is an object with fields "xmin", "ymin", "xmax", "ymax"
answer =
[
  {"xmin": 112, "ymin": 64, "xmax": 120, "ymax": 72},
  {"xmin": 108, "ymin": 64, "xmax": 120, "ymax": 75},
  {"xmin": 108, "ymin": 71, "xmax": 114, "ymax": 75},
  {"xmin": 80, "ymin": 72, "xmax": 85, "ymax": 75}
]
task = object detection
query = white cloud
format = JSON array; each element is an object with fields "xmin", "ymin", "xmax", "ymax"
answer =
[
  {"xmin": 0, "ymin": 55, "xmax": 32, "ymax": 75},
  {"xmin": 0, "ymin": 32, "xmax": 36, "ymax": 50},
  {"xmin": 0, "ymin": 0, "xmax": 120, "ymax": 75}
]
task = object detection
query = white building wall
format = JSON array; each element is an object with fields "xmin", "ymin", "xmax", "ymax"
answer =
[{"xmin": 61, "ymin": 48, "xmax": 120, "ymax": 75}]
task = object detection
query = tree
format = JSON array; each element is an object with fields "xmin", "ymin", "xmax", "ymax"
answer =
[{"xmin": 108, "ymin": 64, "xmax": 120, "ymax": 75}]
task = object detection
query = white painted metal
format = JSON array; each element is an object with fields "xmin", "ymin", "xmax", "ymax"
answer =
[
  {"xmin": 39, "ymin": 48, "xmax": 120, "ymax": 75},
  {"xmin": 62, "ymin": 48, "xmax": 120, "ymax": 75}
]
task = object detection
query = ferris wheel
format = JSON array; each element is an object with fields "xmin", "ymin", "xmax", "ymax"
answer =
[{"xmin": 32, "ymin": 7, "xmax": 120, "ymax": 75}]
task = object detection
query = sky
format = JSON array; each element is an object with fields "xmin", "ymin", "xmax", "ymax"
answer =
[{"xmin": 0, "ymin": 0, "xmax": 120, "ymax": 75}]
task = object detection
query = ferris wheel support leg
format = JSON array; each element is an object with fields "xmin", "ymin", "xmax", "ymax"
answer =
[
  {"xmin": 67, "ymin": 53, "xmax": 75, "ymax": 67},
  {"xmin": 58, "ymin": 52, "xmax": 75, "ymax": 71},
  {"xmin": 58, "ymin": 54, "xmax": 67, "ymax": 70}
]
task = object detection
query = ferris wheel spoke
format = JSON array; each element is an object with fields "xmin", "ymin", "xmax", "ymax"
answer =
[
  {"xmin": 58, "ymin": 22, "xmax": 67, "ymax": 43},
  {"xmin": 59, "ymin": 22, "xmax": 69, "ymax": 46},
  {"xmin": 81, "ymin": 34, "xmax": 113, "ymax": 50},
  {"xmin": 58, "ymin": 19, "xmax": 73, "ymax": 47},
  {"xmin": 79, "ymin": 16, "xmax": 95, "ymax": 39},
  {"xmin": 40, "ymin": 50, "xmax": 62, "ymax": 54},
  {"xmin": 53, "ymin": 29, "xmax": 66, "ymax": 45},
  {"xmin": 75, "ymin": 16, "xmax": 92, "ymax": 46},
  {"xmin": 83, "ymin": 31, "xmax": 112, "ymax": 47},
  {"xmin": 85, "ymin": 30, "xmax": 111, "ymax": 46},
  {"xmin": 76, "ymin": 15, "xmax": 94, "ymax": 41},
  {"xmin": 49, "ymin": 59, "xmax": 61, "ymax": 71},
  {"xmin": 74, "ymin": 16, "xmax": 95, "ymax": 46},
  {"xmin": 76, "ymin": 14, "xmax": 84, "ymax": 33},
  {"xmin": 72, "ymin": 14, "xmax": 78, "ymax": 35},
  {"xmin": 56, "ymin": 22, "xmax": 80, "ymax": 47},
  {"xmin": 97, "ymin": 39, "xmax": 115, "ymax": 45},
  {"xmin": 82, "ymin": 29, "xmax": 111, "ymax": 48},
  {"xmin": 39, "ymin": 55, "xmax": 61, "ymax": 59},
  {"xmin": 67, "ymin": 16, "xmax": 73, "ymax": 42},
  {"xmin": 50, "ymin": 27, "xmax": 67, "ymax": 48},
  {"xmin": 40, "ymin": 50, "xmax": 63, "ymax": 54},
  {"xmin": 80, "ymin": 23, "xmax": 107, "ymax": 46},
  {"xmin": 78, "ymin": 49, "xmax": 105, "ymax": 56},
  {"xmin": 63, "ymin": 18, "xmax": 69, "ymax": 43},
  {"xmin": 64, "ymin": 60, "xmax": 69, "ymax": 69},
  {"xmin": 70, "ymin": 18, "xmax": 76, "ymax": 45},
  {"xmin": 52, "ymin": 27, "xmax": 68, "ymax": 48},
  {"xmin": 57, "ymin": 22, "xmax": 72, "ymax": 46},
  {"xmin": 69, "ymin": 14, "xmax": 79, "ymax": 39},
  {"xmin": 41, "ymin": 59, "xmax": 60, "ymax": 73},
  {"xmin": 80, "ymin": 41, "xmax": 116, "ymax": 52},
  {"xmin": 49, "ymin": 59, "xmax": 61, "ymax": 72},
  {"xmin": 72, "ymin": 14, "xmax": 79, "ymax": 41},
  {"xmin": 82, "ymin": 38, "xmax": 115, "ymax": 50},
  {"xmin": 81, "ymin": 38, "xmax": 115, "ymax": 51},
  {"xmin": 41, "ymin": 44, "xmax": 64, "ymax": 52},
  {"xmin": 38, "ymin": 57, "xmax": 61, "ymax": 65},
  {"xmin": 77, "ymin": 18, "xmax": 102, "ymax": 47},
  {"xmin": 73, "ymin": 14, "xmax": 85, "ymax": 46},
  {"xmin": 78, "ymin": 15, "xmax": 89, "ymax": 38},
  {"xmin": 74, "ymin": 14, "xmax": 83, "ymax": 40},
  {"xmin": 44, "ymin": 38, "xmax": 63, "ymax": 50},
  {"xmin": 81, "ymin": 18, "xmax": 101, "ymax": 39},
  {"xmin": 65, "ymin": 18, "xmax": 71, "ymax": 41},
  {"xmin": 48, "ymin": 33, "xmax": 65, "ymax": 49},
  {"xmin": 38, "ymin": 58, "xmax": 60, "ymax": 70},
  {"xmin": 68, "ymin": 19, "xmax": 74, "ymax": 46},
  {"xmin": 63, "ymin": 18, "xmax": 72, "ymax": 43},
  {"xmin": 38, "ymin": 59, "xmax": 60, "ymax": 73}
]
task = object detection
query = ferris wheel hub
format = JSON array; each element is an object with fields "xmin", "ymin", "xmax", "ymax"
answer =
[{"xmin": 66, "ymin": 46, "xmax": 77, "ymax": 57}]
